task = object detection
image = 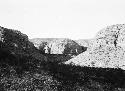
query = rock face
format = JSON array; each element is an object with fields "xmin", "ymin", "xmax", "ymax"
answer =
[
  {"xmin": 30, "ymin": 38, "xmax": 87, "ymax": 56},
  {"xmin": 65, "ymin": 24, "xmax": 125, "ymax": 70}
]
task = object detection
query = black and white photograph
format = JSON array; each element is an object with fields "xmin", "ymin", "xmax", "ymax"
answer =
[{"xmin": 0, "ymin": 0, "xmax": 125, "ymax": 90}]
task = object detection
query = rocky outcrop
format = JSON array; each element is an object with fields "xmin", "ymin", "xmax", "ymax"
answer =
[
  {"xmin": 30, "ymin": 38, "xmax": 87, "ymax": 56},
  {"xmin": 65, "ymin": 24, "xmax": 125, "ymax": 70}
]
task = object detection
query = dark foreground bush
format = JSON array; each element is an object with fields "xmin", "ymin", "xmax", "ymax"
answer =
[
  {"xmin": 0, "ymin": 65, "xmax": 61, "ymax": 91},
  {"xmin": 42, "ymin": 61, "xmax": 125, "ymax": 91},
  {"xmin": 1, "ymin": 55, "xmax": 125, "ymax": 91}
]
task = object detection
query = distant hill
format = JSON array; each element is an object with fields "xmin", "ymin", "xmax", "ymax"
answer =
[{"xmin": 30, "ymin": 38, "xmax": 87, "ymax": 56}]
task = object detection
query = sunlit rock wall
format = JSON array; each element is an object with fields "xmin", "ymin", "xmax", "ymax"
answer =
[{"xmin": 65, "ymin": 24, "xmax": 125, "ymax": 70}]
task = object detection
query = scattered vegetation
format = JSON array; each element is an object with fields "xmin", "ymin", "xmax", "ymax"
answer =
[{"xmin": 0, "ymin": 53, "xmax": 125, "ymax": 91}]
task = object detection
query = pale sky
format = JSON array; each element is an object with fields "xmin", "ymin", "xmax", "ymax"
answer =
[{"xmin": 0, "ymin": 0, "xmax": 125, "ymax": 40}]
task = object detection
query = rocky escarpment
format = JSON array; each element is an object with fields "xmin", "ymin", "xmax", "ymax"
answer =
[
  {"xmin": 30, "ymin": 38, "xmax": 87, "ymax": 56},
  {"xmin": 65, "ymin": 24, "xmax": 125, "ymax": 70}
]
